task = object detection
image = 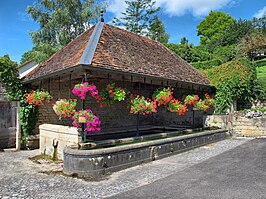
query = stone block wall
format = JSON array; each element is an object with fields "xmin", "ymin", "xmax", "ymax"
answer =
[
  {"xmin": 233, "ymin": 117, "xmax": 266, "ymax": 137},
  {"xmin": 39, "ymin": 124, "xmax": 80, "ymax": 159},
  {"xmin": 204, "ymin": 114, "xmax": 266, "ymax": 137}
]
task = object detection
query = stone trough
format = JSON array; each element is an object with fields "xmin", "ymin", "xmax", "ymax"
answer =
[{"xmin": 63, "ymin": 129, "xmax": 227, "ymax": 178}]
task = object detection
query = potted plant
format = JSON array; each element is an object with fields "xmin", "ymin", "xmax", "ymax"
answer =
[
  {"xmin": 129, "ymin": 95, "xmax": 157, "ymax": 115},
  {"xmin": 72, "ymin": 82, "xmax": 100, "ymax": 101},
  {"xmin": 184, "ymin": 94, "xmax": 199, "ymax": 107},
  {"xmin": 52, "ymin": 99, "xmax": 77, "ymax": 120},
  {"xmin": 153, "ymin": 87, "xmax": 174, "ymax": 106},
  {"xmin": 194, "ymin": 94, "xmax": 215, "ymax": 112},
  {"xmin": 167, "ymin": 99, "xmax": 188, "ymax": 115},
  {"xmin": 72, "ymin": 109, "xmax": 101, "ymax": 133},
  {"xmin": 25, "ymin": 90, "xmax": 52, "ymax": 106},
  {"xmin": 99, "ymin": 83, "xmax": 127, "ymax": 107}
]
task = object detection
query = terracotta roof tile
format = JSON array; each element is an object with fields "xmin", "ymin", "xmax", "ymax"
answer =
[
  {"xmin": 91, "ymin": 24, "xmax": 209, "ymax": 85},
  {"xmin": 25, "ymin": 23, "xmax": 209, "ymax": 85},
  {"xmin": 25, "ymin": 26, "xmax": 95, "ymax": 80}
]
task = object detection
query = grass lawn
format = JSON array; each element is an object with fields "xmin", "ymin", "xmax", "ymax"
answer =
[{"xmin": 257, "ymin": 65, "xmax": 266, "ymax": 79}]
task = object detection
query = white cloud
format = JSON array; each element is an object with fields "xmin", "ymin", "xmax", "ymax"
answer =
[
  {"xmin": 107, "ymin": 0, "xmax": 234, "ymax": 18},
  {"xmin": 108, "ymin": 0, "xmax": 127, "ymax": 18},
  {"xmin": 253, "ymin": 6, "xmax": 266, "ymax": 18}
]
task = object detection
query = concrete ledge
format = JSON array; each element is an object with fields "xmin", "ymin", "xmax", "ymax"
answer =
[{"xmin": 63, "ymin": 129, "xmax": 227, "ymax": 178}]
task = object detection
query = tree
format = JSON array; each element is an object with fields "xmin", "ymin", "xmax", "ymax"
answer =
[
  {"xmin": 149, "ymin": 16, "xmax": 169, "ymax": 43},
  {"xmin": 205, "ymin": 58, "xmax": 257, "ymax": 112},
  {"xmin": 220, "ymin": 19, "xmax": 254, "ymax": 46},
  {"xmin": 20, "ymin": 43, "xmax": 60, "ymax": 64},
  {"xmin": 252, "ymin": 15, "xmax": 266, "ymax": 35},
  {"xmin": 113, "ymin": 0, "xmax": 159, "ymax": 35},
  {"xmin": 236, "ymin": 31, "xmax": 266, "ymax": 60},
  {"xmin": 23, "ymin": 0, "xmax": 105, "ymax": 63},
  {"xmin": 197, "ymin": 11, "xmax": 236, "ymax": 51},
  {"xmin": 180, "ymin": 37, "xmax": 188, "ymax": 45}
]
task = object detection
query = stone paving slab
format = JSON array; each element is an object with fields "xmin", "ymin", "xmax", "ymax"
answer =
[{"xmin": 0, "ymin": 138, "xmax": 251, "ymax": 199}]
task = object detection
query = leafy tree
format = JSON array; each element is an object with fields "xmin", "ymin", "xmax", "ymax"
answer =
[
  {"xmin": 212, "ymin": 45, "xmax": 236, "ymax": 62},
  {"xmin": 236, "ymin": 31, "xmax": 266, "ymax": 60},
  {"xmin": 20, "ymin": 43, "xmax": 60, "ymax": 64},
  {"xmin": 252, "ymin": 15, "xmax": 266, "ymax": 35},
  {"xmin": 149, "ymin": 16, "xmax": 169, "ymax": 43},
  {"xmin": 0, "ymin": 55, "xmax": 21, "ymax": 100},
  {"xmin": 197, "ymin": 11, "xmax": 236, "ymax": 51},
  {"xmin": 180, "ymin": 37, "xmax": 188, "ymax": 45},
  {"xmin": 204, "ymin": 58, "xmax": 257, "ymax": 112},
  {"xmin": 23, "ymin": 0, "xmax": 104, "ymax": 63},
  {"xmin": 113, "ymin": 0, "xmax": 159, "ymax": 35},
  {"xmin": 220, "ymin": 19, "xmax": 254, "ymax": 46}
]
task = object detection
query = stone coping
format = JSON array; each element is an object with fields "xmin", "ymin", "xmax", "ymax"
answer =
[{"xmin": 64, "ymin": 129, "xmax": 227, "ymax": 156}]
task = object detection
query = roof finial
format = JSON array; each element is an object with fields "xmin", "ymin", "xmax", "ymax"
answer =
[{"xmin": 100, "ymin": 10, "xmax": 104, "ymax": 22}]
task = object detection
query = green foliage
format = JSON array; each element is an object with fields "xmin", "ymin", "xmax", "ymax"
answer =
[
  {"xmin": 0, "ymin": 56, "xmax": 22, "ymax": 100},
  {"xmin": 113, "ymin": 0, "xmax": 159, "ymax": 35},
  {"xmin": 220, "ymin": 19, "xmax": 254, "ymax": 46},
  {"xmin": 24, "ymin": 0, "xmax": 105, "ymax": 64},
  {"xmin": 27, "ymin": 0, "xmax": 104, "ymax": 47},
  {"xmin": 255, "ymin": 58, "xmax": 266, "ymax": 68},
  {"xmin": 149, "ymin": 16, "xmax": 169, "ymax": 43},
  {"xmin": 166, "ymin": 43, "xmax": 211, "ymax": 63},
  {"xmin": 0, "ymin": 55, "xmax": 38, "ymax": 146},
  {"xmin": 212, "ymin": 45, "xmax": 236, "ymax": 62},
  {"xmin": 191, "ymin": 59, "xmax": 222, "ymax": 70},
  {"xmin": 197, "ymin": 11, "xmax": 236, "ymax": 51},
  {"xmin": 236, "ymin": 31, "xmax": 266, "ymax": 60},
  {"xmin": 205, "ymin": 58, "xmax": 257, "ymax": 113},
  {"xmin": 252, "ymin": 15, "xmax": 266, "ymax": 35},
  {"xmin": 21, "ymin": 43, "xmax": 61, "ymax": 64}
]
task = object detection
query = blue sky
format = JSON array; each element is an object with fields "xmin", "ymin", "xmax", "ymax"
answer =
[{"xmin": 0, "ymin": 0, "xmax": 265, "ymax": 63}]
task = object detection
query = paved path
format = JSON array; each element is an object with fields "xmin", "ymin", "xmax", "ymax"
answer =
[
  {"xmin": 0, "ymin": 138, "xmax": 252, "ymax": 199},
  {"xmin": 108, "ymin": 138, "xmax": 266, "ymax": 199}
]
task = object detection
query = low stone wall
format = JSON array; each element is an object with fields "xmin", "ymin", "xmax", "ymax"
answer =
[
  {"xmin": 39, "ymin": 124, "xmax": 80, "ymax": 159},
  {"xmin": 63, "ymin": 129, "xmax": 227, "ymax": 178},
  {"xmin": 204, "ymin": 115, "xmax": 266, "ymax": 137},
  {"xmin": 233, "ymin": 117, "xmax": 266, "ymax": 137}
]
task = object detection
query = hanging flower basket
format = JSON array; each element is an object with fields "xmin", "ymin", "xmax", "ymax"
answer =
[
  {"xmin": 72, "ymin": 109, "xmax": 101, "ymax": 133},
  {"xmin": 25, "ymin": 90, "xmax": 52, "ymax": 106},
  {"xmin": 99, "ymin": 83, "xmax": 127, "ymax": 107},
  {"xmin": 129, "ymin": 95, "xmax": 157, "ymax": 115},
  {"xmin": 167, "ymin": 99, "xmax": 188, "ymax": 115},
  {"xmin": 52, "ymin": 99, "xmax": 77, "ymax": 119},
  {"xmin": 72, "ymin": 82, "xmax": 100, "ymax": 101},
  {"xmin": 194, "ymin": 94, "xmax": 215, "ymax": 112},
  {"xmin": 153, "ymin": 87, "xmax": 174, "ymax": 106},
  {"xmin": 184, "ymin": 94, "xmax": 199, "ymax": 107}
]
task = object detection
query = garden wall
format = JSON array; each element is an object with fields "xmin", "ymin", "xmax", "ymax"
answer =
[
  {"xmin": 35, "ymin": 78, "xmax": 207, "ymax": 135},
  {"xmin": 204, "ymin": 115, "xmax": 266, "ymax": 137}
]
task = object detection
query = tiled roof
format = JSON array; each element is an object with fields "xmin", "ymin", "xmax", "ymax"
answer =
[{"xmin": 25, "ymin": 23, "xmax": 210, "ymax": 85}]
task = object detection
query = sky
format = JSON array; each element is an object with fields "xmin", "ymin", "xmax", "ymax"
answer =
[{"xmin": 0, "ymin": 0, "xmax": 265, "ymax": 64}]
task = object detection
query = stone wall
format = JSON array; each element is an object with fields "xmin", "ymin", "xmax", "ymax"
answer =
[
  {"xmin": 204, "ymin": 114, "xmax": 266, "ymax": 137},
  {"xmin": 35, "ymin": 78, "xmax": 208, "ymax": 135},
  {"xmin": 0, "ymin": 101, "xmax": 17, "ymax": 148},
  {"xmin": 39, "ymin": 124, "xmax": 80, "ymax": 159}
]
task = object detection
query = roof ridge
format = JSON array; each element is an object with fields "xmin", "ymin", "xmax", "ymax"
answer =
[{"xmin": 80, "ymin": 22, "xmax": 104, "ymax": 65}]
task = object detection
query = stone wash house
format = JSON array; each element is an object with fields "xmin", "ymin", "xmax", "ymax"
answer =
[{"xmin": 23, "ymin": 20, "xmax": 212, "ymax": 135}]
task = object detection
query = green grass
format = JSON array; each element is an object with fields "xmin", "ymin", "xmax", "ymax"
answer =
[{"xmin": 257, "ymin": 65, "xmax": 266, "ymax": 79}]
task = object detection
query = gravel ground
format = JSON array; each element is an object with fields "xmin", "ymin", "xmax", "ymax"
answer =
[{"xmin": 0, "ymin": 138, "xmax": 251, "ymax": 199}]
